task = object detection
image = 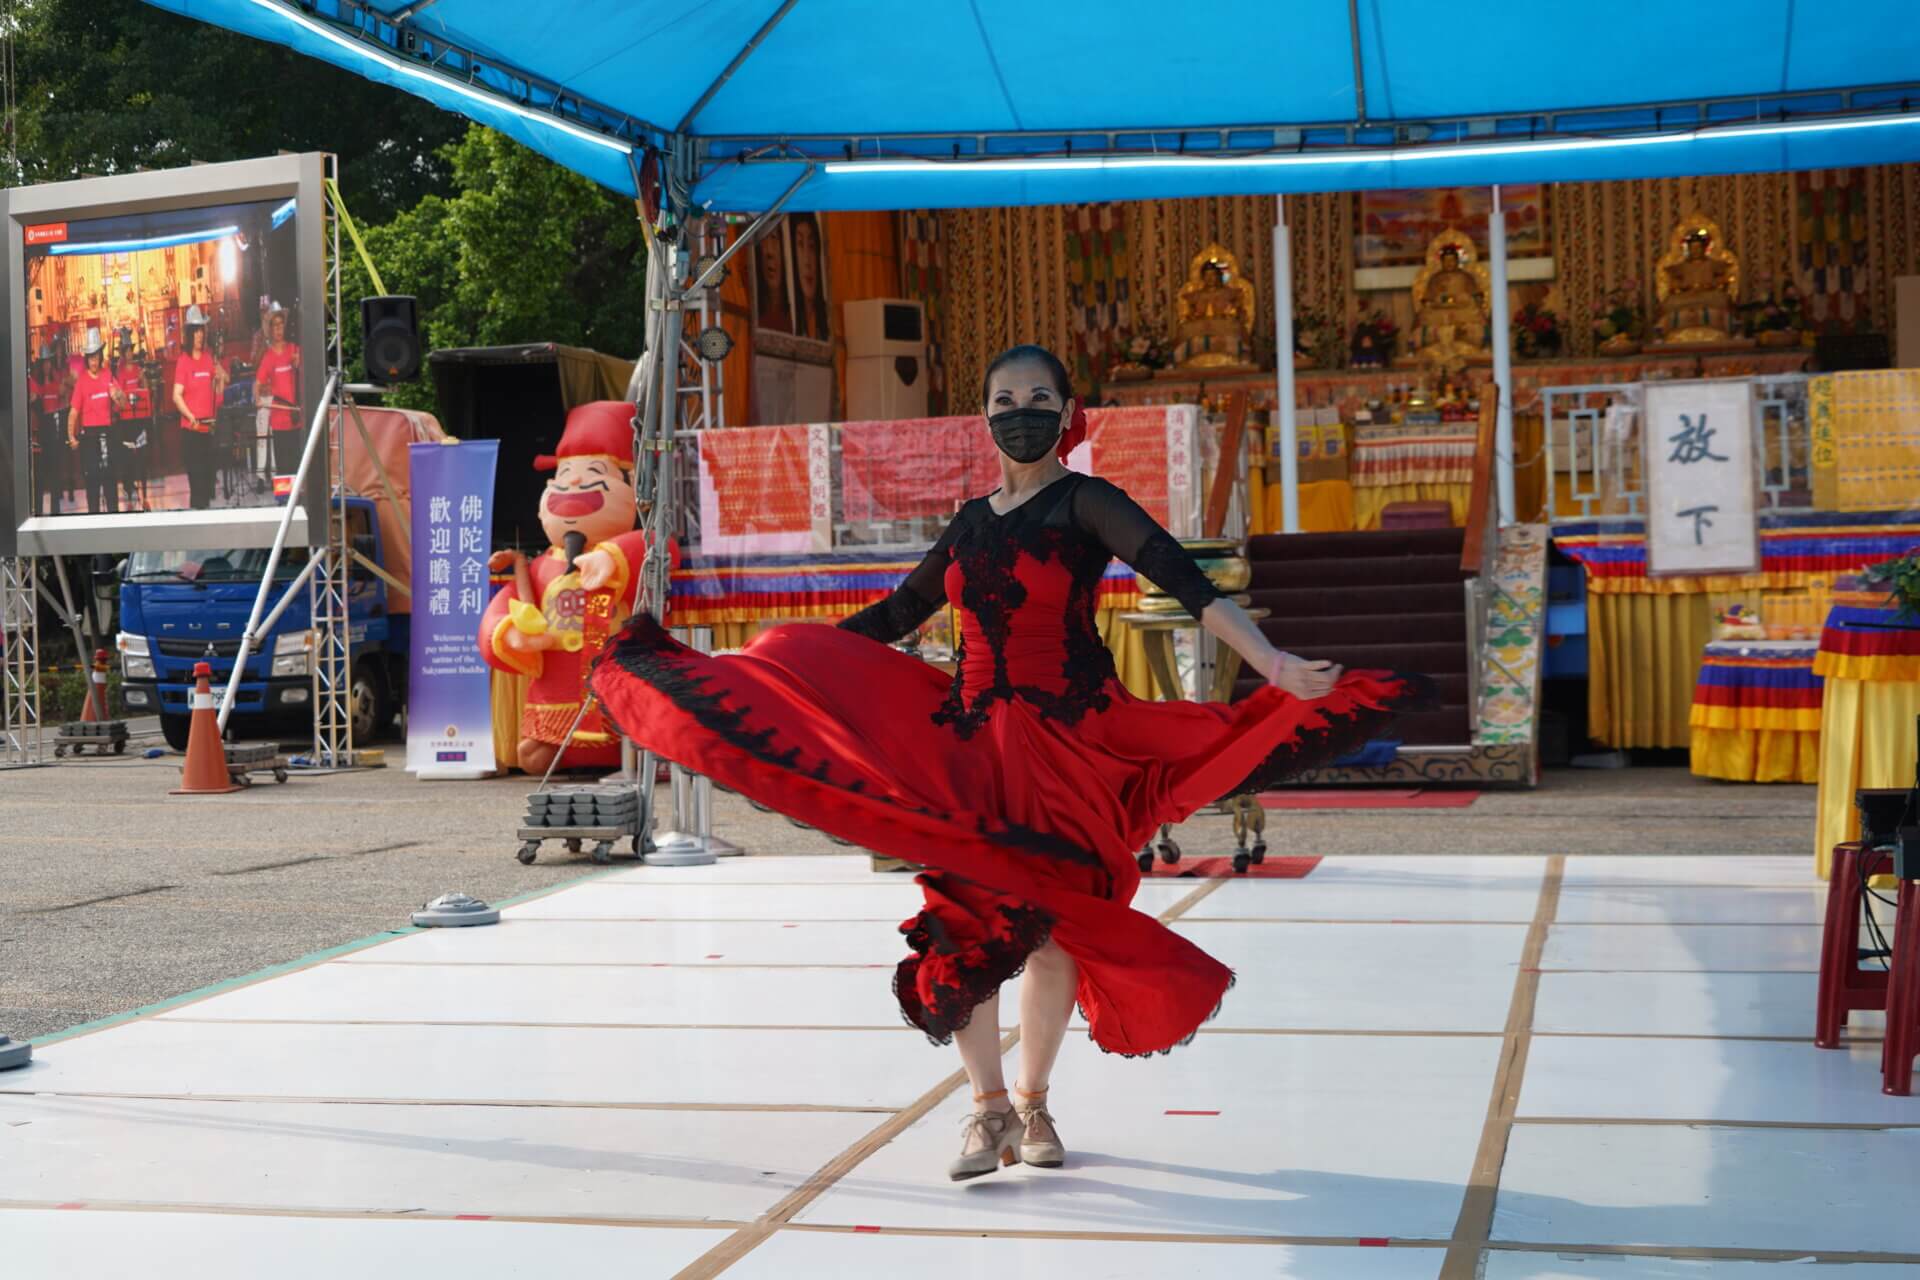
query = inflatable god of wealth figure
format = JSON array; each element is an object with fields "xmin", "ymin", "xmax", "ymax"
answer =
[{"xmin": 479, "ymin": 399, "xmax": 674, "ymax": 773}]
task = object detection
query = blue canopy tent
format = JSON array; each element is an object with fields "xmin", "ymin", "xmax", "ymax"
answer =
[{"xmin": 141, "ymin": 0, "xmax": 1920, "ymax": 532}]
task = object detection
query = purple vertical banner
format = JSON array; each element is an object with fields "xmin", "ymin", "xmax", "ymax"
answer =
[{"xmin": 406, "ymin": 439, "xmax": 499, "ymax": 778}]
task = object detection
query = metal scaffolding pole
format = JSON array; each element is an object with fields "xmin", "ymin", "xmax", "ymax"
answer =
[{"xmin": 1, "ymin": 557, "xmax": 42, "ymax": 767}]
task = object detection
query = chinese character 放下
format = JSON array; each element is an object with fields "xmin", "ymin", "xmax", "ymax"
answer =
[
  {"xmin": 429, "ymin": 558, "xmax": 451, "ymax": 586},
  {"xmin": 460, "ymin": 557, "xmax": 486, "ymax": 586},
  {"xmin": 429, "ymin": 527, "xmax": 452, "ymax": 556},
  {"xmin": 458, "ymin": 586, "xmax": 483, "ymax": 614},
  {"xmin": 429, "ymin": 495, "xmax": 452, "ymax": 524},
  {"xmin": 1677, "ymin": 504, "xmax": 1719, "ymax": 546},
  {"xmin": 427, "ymin": 587, "xmax": 452, "ymax": 616},
  {"xmin": 459, "ymin": 494, "xmax": 484, "ymax": 524},
  {"xmin": 1667, "ymin": 413, "xmax": 1729, "ymax": 466},
  {"xmin": 458, "ymin": 527, "xmax": 483, "ymax": 555}
]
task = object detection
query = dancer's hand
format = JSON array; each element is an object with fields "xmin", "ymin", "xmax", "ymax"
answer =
[{"xmin": 1261, "ymin": 650, "xmax": 1341, "ymax": 700}]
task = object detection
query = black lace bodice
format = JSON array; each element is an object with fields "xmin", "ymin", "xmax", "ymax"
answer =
[{"xmin": 839, "ymin": 473, "xmax": 1223, "ymax": 734}]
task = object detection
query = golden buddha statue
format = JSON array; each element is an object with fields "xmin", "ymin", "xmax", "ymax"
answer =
[
  {"xmin": 1653, "ymin": 215, "xmax": 1749, "ymax": 346},
  {"xmin": 1170, "ymin": 243, "xmax": 1258, "ymax": 371},
  {"xmin": 1402, "ymin": 231, "xmax": 1492, "ymax": 375}
]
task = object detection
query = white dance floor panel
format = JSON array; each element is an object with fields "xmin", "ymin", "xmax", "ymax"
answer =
[
  {"xmin": 794, "ymin": 1033, "xmax": 1501, "ymax": 1240},
  {"xmin": 731, "ymin": 1232, "xmax": 1445, "ymax": 1278},
  {"xmin": 2, "ymin": 1210, "xmax": 732, "ymax": 1280},
  {"xmin": 1540, "ymin": 923, "xmax": 1822, "ymax": 972},
  {"xmin": 0, "ymin": 1094, "xmax": 866, "ymax": 1223},
  {"xmin": 15, "ymin": 851, "xmax": 1914, "ymax": 1274},
  {"xmin": 162, "ymin": 960, "xmax": 912, "ymax": 1028},
  {"xmin": 4, "ymin": 1019, "xmax": 936, "ymax": 1108},
  {"xmin": 1494, "ymin": 1123, "xmax": 1920, "ymax": 1254},
  {"xmin": 1194, "ymin": 857, "xmax": 1546, "ymax": 922},
  {"xmin": 1519, "ymin": 1035, "xmax": 1917, "ymax": 1125},
  {"xmin": 1173, "ymin": 920, "xmax": 1528, "ymax": 1031}
]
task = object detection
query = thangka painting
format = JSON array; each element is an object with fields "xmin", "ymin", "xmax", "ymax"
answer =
[
  {"xmin": 1794, "ymin": 169, "xmax": 1870, "ymax": 333},
  {"xmin": 750, "ymin": 213, "xmax": 833, "ymax": 364},
  {"xmin": 1356, "ymin": 185, "xmax": 1550, "ymax": 269}
]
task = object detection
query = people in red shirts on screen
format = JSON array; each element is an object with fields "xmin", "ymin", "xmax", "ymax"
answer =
[
  {"xmin": 68, "ymin": 328, "xmax": 125, "ymax": 515},
  {"xmin": 172, "ymin": 307, "xmax": 226, "ymax": 509},
  {"xmin": 253, "ymin": 303, "xmax": 301, "ymax": 477},
  {"xmin": 27, "ymin": 348, "xmax": 70, "ymax": 515},
  {"xmin": 114, "ymin": 337, "xmax": 154, "ymax": 512}
]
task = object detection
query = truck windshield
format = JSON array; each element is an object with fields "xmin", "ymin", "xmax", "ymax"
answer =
[{"xmin": 125, "ymin": 547, "xmax": 311, "ymax": 584}]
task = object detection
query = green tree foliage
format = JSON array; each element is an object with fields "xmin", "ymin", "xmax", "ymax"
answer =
[
  {"xmin": 12, "ymin": 0, "xmax": 465, "ymax": 223},
  {"xmin": 340, "ymin": 125, "xmax": 647, "ymax": 409}
]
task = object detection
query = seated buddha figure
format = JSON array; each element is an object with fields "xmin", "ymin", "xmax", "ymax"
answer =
[
  {"xmin": 1655, "ymin": 220, "xmax": 1740, "ymax": 344},
  {"xmin": 1171, "ymin": 243, "xmax": 1257, "ymax": 371},
  {"xmin": 1405, "ymin": 234, "xmax": 1491, "ymax": 373}
]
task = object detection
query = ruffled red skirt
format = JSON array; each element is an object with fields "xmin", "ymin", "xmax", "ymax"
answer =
[{"xmin": 592, "ymin": 617, "xmax": 1428, "ymax": 1057}]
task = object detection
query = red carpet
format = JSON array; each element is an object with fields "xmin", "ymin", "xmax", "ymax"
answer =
[
  {"xmin": 1147, "ymin": 855, "xmax": 1321, "ymax": 879},
  {"xmin": 1259, "ymin": 789, "xmax": 1479, "ymax": 810}
]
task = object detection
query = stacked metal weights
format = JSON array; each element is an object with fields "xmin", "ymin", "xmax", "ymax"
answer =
[{"xmin": 524, "ymin": 784, "xmax": 641, "ymax": 829}]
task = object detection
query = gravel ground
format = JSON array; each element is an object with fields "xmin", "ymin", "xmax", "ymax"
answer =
[{"xmin": 0, "ymin": 754, "xmax": 1818, "ymax": 1043}]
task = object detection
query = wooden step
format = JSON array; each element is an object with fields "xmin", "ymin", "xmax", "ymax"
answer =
[
  {"xmin": 1247, "ymin": 528, "xmax": 1466, "ymax": 562},
  {"xmin": 1250, "ymin": 554, "xmax": 1470, "ymax": 590},
  {"xmin": 1259, "ymin": 611, "xmax": 1467, "ymax": 649}
]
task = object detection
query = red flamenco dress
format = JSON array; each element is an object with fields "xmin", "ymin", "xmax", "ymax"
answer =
[{"xmin": 592, "ymin": 473, "xmax": 1429, "ymax": 1058}]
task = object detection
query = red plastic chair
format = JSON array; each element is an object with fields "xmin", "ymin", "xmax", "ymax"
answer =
[
  {"xmin": 1883, "ymin": 876, "xmax": 1918, "ymax": 1095},
  {"xmin": 1815, "ymin": 842, "xmax": 1890, "ymax": 1049}
]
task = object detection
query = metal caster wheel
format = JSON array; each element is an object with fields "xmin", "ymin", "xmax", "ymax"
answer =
[
  {"xmin": 591, "ymin": 840, "xmax": 614, "ymax": 865},
  {"xmin": 564, "ymin": 838, "xmax": 583, "ymax": 854},
  {"xmin": 1137, "ymin": 851, "xmax": 1155, "ymax": 873},
  {"xmin": 1250, "ymin": 841, "xmax": 1267, "ymax": 864},
  {"xmin": 1232, "ymin": 851, "xmax": 1251, "ymax": 875},
  {"xmin": 53, "ymin": 745, "xmax": 67, "ymax": 758},
  {"xmin": 234, "ymin": 772, "xmax": 253, "ymax": 788},
  {"xmin": 1157, "ymin": 838, "xmax": 1182, "ymax": 865},
  {"xmin": 516, "ymin": 841, "xmax": 539, "ymax": 865},
  {"xmin": 272, "ymin": 767, "xmax": 289, "ymax": 783}
]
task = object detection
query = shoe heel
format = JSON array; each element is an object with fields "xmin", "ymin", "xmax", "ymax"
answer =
[{"xmin": 1000, "ymin": 1146, "xmax": 1018, "ymax": 1167}]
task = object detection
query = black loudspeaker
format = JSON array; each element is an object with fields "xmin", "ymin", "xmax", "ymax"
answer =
[{"xmin": 360, "ymin": 295, "xmax": 422, "ymax": 382}]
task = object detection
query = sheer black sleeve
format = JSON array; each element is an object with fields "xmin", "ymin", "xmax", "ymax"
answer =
[
  {"xmin": 838, "ymin": 509, "xmax": 963, "ymax": 644},
  {"xmin": 1072, "ymin": 478, "xmax": 1224, "ymax": 619}
]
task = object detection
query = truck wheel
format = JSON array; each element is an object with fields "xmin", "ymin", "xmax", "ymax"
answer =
[
  {"xmin": 350, "ymin": 663, "xmax": 391, "ymax": 744},
  {"xmin": 160, "ymin": 713, "xmax": 192, "ymax": 752}
]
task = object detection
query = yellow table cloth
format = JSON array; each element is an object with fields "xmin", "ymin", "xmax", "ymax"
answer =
[
  {"xmin": 1812, "ymin": 597, "xmax": 1920, "ymax": 878},
  {"xmin": 1688, "ymin": 640, "xmax": 1822, "ymax": 784}
]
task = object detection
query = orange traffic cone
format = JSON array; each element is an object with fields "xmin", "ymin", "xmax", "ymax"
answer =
[
  {"xmin": 80, "ymin": 648, "xmax": 111, "ymax": 722},
  {"xmin": 173, "ymin": 661, "xmax": 240, "ymax": 795}
]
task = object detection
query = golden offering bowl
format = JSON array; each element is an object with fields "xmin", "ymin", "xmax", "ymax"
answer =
[{"xmin": 1135, "ymin": 539, "xmax": 1251, "ymax": 598}]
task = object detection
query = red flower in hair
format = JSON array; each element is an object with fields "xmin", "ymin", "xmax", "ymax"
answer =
[{"xmin": 1056, "ymin": 405, "xmax": 1089, "ymax": 460}]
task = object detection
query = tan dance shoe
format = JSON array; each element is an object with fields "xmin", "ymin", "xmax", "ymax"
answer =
[
  {"xmin": 948, "ymin": 1089, "xmax": 1025, "ymax": 1181},
  {"xmin": 1013, "ymin": 1086, "xmax": 1065, "ymax": 1168}
]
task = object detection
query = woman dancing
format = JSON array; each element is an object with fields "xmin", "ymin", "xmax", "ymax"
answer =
[{"xmin": 591, "ymin": 344, "xmax": 1427, "ymax": 1181}]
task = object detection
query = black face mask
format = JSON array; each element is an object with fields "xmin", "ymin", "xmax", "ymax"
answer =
[{"xmin": 988, "ymin": 406, "xmax": 1062, "ymax": 464}]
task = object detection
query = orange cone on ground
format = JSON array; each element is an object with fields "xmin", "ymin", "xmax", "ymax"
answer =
[
  {"xmin": 80, "ymin": 648, "xmax": 111, "ymax": 722},
  {"xmin": 173, "ymin": 661, "xmax": 240, "ymax": 795}
]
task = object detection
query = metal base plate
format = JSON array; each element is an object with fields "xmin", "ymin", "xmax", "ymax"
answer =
[
  {"xmin": 0, "ymin": 1035, "xmax": 31, "ymax": 1071},
  {"xmin": 643, "ymin": 834, "xmax": 718, "ymax": 867},
  {"xmin": 411, "ymin": 892, "xmax": 501, "ymax": 928}
]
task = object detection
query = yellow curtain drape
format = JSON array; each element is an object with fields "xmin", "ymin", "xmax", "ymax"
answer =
[
  {"xmin": 1260, "ymin": 478, "xmax": 1356, "ymax": 534},
  {"xmin": 1353, "ymin": 482, "xmax": 1470, "ymax": 531},
  {"xmin": 1690, "ymin": 727, "xmax": 1821, "ymax": 784},
  {"xmin": 1097, "ymin": 608, "xmax": 1156, "ymax": 701},
  {"xmin": 1587, "ymin": 590, "xmax": 1763, "ymax": 749},
  {"xmin": 1814, "ymin": 676, "xmax": 1920, "ymax": 878}
]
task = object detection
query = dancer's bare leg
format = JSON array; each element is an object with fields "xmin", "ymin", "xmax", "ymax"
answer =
[
  {"xmin": 953, "ymin": 991, "xmax": 1006, "ymax": 1098},
  {"xmin": 1013, "ymin": 939, "xmax": 1076, "ymax": 1166},
  {"xmin": 1016, "ymin": 939, "xmax": 1077, "ymax": 1091}
]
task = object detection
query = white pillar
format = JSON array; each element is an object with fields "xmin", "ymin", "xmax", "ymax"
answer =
[
  {"xmin": 1272, "ymin": 196, "xmax": 1300, "ymax": 533},
  {"xmin": 1487, "ymin": 185, "xmax": 1516, "ymax": 524}
]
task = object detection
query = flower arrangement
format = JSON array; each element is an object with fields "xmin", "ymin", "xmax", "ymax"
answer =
[
  {"xmin": 1512, "ymin": 301, "xmax": 1562, "ymax": 359},
  {"xmin": 1744, "ymin": 273, "xmax": 1804, "ymax": 342},
  {"xmin": 1109, "ymin": 331, "xmax": 1172, "ymax": 380},
  {"xmin": 1293, "ymin": 306, "xmax": 1344, "ymax": 369},
  {"xmin": 1589, "ymin": 282, "xmax": 1646, "ymax": 346},
  {"xmin": 1864, "ymin": 553, "xmax": 1920, "ymax": 623},
  {"xmin": 1349, "ymin": 310, "xmax": 1397, "ymax": 368}
]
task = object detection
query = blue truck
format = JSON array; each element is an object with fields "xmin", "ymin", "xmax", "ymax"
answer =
[{"xmin": 116, "ymin": 496, "xmax": 410, "ymax": 751}]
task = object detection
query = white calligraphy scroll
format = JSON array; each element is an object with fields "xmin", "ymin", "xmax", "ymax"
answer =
[
  {"xmin": 1164, "ymin": 404, "xmax": 1202, "ymax": 539},
  {"xmin": 1642, "ymin": 379, "xmax": 1761, "ymax": 577}
]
